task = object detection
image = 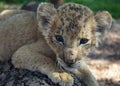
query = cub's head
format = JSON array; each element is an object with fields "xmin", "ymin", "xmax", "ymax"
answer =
[{"xmin": 37, "ymin": 3, "xmax": 112, "ymax": 69}]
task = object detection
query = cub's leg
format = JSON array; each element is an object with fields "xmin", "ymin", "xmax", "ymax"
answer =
[
  {"xmin": 74, "ymin": 60, "xmax": 99, "ymax": 86},
  {"xmin": 12, "ymin": 43, "xmax": 73, "ymax": 86}
]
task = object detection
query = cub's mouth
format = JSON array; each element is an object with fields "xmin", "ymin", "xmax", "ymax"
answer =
[{"xmin": 56, "ymin": 58, "xmax": 81, "ymax": 72}]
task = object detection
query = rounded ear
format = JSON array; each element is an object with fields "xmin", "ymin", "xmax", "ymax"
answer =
[
  {"xmin": 94, "ymin": 11, "xmax": 112, "ymax": 36},
  {"xmin": 37, "ymin": 3, "xmax": 58, "ymax": 30},
  {"xmin": 94, "ymin": 11, "xmax": 112, "ymax": 46}
]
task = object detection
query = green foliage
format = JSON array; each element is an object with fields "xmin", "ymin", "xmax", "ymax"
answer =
[
  {"xmin": 0, "ymin": 1, "xmax": 6, "ymax": 11},
  {"xmin": 0, "ymin": 0, "xmax": 120, "ymax": 18},
  {"xmin": 65, "ymin": 0, "xmax": 120, "ymax": 18},
  {"xmin": 0, "ymin": 0, "xmax": 48, "ymax": 4}
]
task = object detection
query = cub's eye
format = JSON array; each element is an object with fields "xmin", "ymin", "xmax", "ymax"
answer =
[
  {"xmin": 80, "ymin": 38, "xmax": 89, "ymax": 45},
  {"xmin": 55, "ymin": 35, "xmax": 64, "ymax": 43}
]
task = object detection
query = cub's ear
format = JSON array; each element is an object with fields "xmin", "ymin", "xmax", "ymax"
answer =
[
  {"xmin": 94, "ymin": 11, "xmax": 112, "ymax": 36},
  {"xmin": 94, "ymin": 11, "xmax": 112, "ymax": 46},
  {"xmin": 37, "ymin": 3, "xmax": 58, "ymax": 31}
]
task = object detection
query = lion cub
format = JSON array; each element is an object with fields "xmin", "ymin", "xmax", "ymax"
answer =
[{"xmin": 12, "ymin": 3, "xmax": 112, "ymax": 86}]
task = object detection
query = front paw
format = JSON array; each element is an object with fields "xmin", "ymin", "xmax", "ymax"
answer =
[{"xmin": 50, "ymin": 72, "xmax": 74, "ymax": 86}]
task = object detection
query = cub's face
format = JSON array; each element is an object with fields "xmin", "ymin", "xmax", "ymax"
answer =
[{"xmin": 37, "ymin": 3, "xmax": 112, "ymax": 69}]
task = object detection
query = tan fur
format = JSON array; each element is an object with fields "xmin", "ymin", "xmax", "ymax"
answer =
[
  {"xmin": 0, "ymin": 3, "xmax": 112, "ymax": 86},
  {"xmin": 0, "ymin": 10, "xmax": 38, "ymax": 61}
]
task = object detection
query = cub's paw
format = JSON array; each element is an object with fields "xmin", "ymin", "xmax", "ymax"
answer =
[{"xmin": 50, "ymin": 72, "xmax": 74, "ymax": 86}]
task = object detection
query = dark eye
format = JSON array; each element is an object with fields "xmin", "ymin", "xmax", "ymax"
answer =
[
  {"xmin": 55, "ymin": 35, "xmax": 64, "ymax": 43},
  {"xmin": 80, "ymin": 38, "xmax": 89, "ymax": 45}
]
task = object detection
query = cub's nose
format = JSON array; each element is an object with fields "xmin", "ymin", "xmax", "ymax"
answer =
[{"xmin": 65, "ymin": 59, "xmax": 76, "ymax": 66}]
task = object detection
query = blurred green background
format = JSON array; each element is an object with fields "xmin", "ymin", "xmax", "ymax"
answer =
[{"xmin": 0, "ymin": 0, "xmax": 120, "ymax": 18}]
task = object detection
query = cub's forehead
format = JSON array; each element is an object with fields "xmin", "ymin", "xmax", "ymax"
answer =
[
  {"xmin": 57, "ymin": 3, "xmax": 93, "ymax": 16},
  {"xmin": 57, "ymin": 3, "xmax": 93, "ymax": 35}
]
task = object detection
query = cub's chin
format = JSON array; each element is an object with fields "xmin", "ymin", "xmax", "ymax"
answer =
[{"xmin": 56, "ymin": 58, "xmax": 81, "ymax": 73}]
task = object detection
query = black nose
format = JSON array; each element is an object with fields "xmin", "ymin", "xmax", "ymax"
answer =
[{"xmin": 65, "ymin": 59, "xmax": 76, "ymax": 66}]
